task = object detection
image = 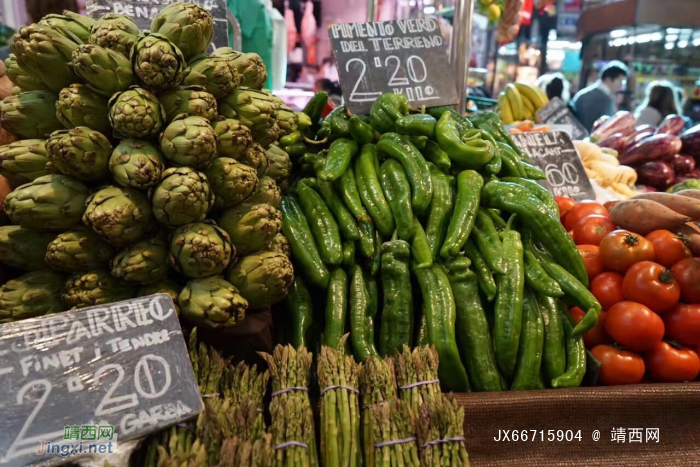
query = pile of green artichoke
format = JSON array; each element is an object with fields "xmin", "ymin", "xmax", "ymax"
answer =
[{"xmin": 0, "ymin": 2, "xmax": 298, "ymax": 329}]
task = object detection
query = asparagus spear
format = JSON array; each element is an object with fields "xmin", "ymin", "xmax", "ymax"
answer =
[{"xmin": 359, "ymin": 356, "xmax": 397, "ymax": 467}]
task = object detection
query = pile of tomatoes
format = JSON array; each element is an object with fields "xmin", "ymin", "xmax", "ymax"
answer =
[{"xmin": 556, "ymin": 197, "xmax": 700, "ymax": 386}]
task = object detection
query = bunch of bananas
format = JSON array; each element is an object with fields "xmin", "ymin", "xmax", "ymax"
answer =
[{"xmin": 498, "ymin": 83, "xmax": 549, "ymax": 124}]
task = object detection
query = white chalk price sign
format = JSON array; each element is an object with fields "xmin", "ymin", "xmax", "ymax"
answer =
[
  {"xmin": 329, "ymin": 19, "xmax": 459, "ymax": 115},
  {"xmin": 0, "ymin": 294, "xmax": 202, "ymax": 467},
  {"xmin": 536, "ymin": 97, "xmax": 589, "ymax": 141},
  {"xmin": 86, "ymin": 0, "xmax": 229, "ymax": 51},
  {"xmin": 511, "ymin": 131, "xmax": 596, "ymax": 201}
]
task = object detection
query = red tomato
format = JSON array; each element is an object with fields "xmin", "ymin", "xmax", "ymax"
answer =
[
  {"xmin": 644, "ymin": 342, "xmax": 700, "ymax": 383},
  {"xmin": 604, "ymin": 200, "xmax": 621, "ymax": 212},
  {"xmin": 577, "ymin": 245, "xmax": 604, "ymax": 280},
  {"xmin": 599, "ymin": 230, "xmax": 656, "ymax": 273},
  {"xmin": 605, "ymin": 301, "xmax": 665, "ymax": 352},
  {"xmin": 664, "ymin": 304, "xmax": 700, "ymax": 347},
  {"xmin": 554, "ymin": 196, "xmax": 576, "ymax": 221},
  {"xmin": 563, "ymin": 201, "xmax": 609, "ymax": 231},
  {"xmin": 671, "ymin": 257, "xmax": 700, "ymax": 304},
  {"xmin": 570, "ymin": 307, "xmax": 612, "ymax": 348},
  {"xmin": 590, "ymin": 272, "xmax": 624, "ymax": 309},
  {"xmin": 645, "ymin": 230, "xmax": 692, "ymax": 268},
  {"xmin": 591, "ymin": 345, "xmax": 645, "ymax": 385},
  {"xmin": 622, "ymin": 261, "xmax": 680, "ymax": 313},
  {"xmin": 573, "ymin": 215, "xmax": 617, "ymax": 246}
]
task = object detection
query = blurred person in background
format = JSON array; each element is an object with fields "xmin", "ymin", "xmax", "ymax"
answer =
[
  {"xmin": 572, "ymin": 60, "xmax": 629, "ymax": 131},
  {"xmin": 634, "ymin": 80, "xmax": 681, "ymax": 127},
  {"xmin": 537, "ymin": 73, "xmax": 571, "ymax": 103}
]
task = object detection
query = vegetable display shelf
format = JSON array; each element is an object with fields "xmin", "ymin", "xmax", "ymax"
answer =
[{"xmin": 455, "ymin": 383, "xmax": 700, "ymax": 466}]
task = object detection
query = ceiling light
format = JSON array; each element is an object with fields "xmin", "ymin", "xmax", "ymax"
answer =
[{"xmin": 610, "ymin": 29, "xmax": 627, "ymax": 38}]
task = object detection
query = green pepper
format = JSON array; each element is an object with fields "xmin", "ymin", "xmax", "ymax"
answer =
[
  {"xmin": 364, "ymin": 267, "xmax": 379, "ymax": 346},
  {"xmin": 472, "ymin": 208, "xmax": 505, "ymax": 274},
  {"xmin": 348, "ymin": 115, "xmax": 375, "ymax": 145},
  {"xmin": 444, "ymin": 256, "xmax": 502, "ymax": 392},
  {"xmin": 395, "ymin": 113, "xmax": 437, "ymax": 138},
  {"xmin": 500, "ymin": 177, "xmax": 559, "ymax": 218},
  {"xmin": 422, "ymin": 140, "xmax": 451, "ymax": 173},
  {"xmin": 369, "ymin": 93, "xmax": 409, "ymax": 133},
  {"xmin": 416, "ymin": 314, "xmax": 429, "ymax": 346},
  {"xmin": 317, "ymin": 179, "xmax": 360, "ymax": 241},
  {"xmin": 355, "ymin": 144, "xmax": 395, "ymax": 237},
  {"xmin": 297, "ymin": 179, "xmax": 343, "ymax": 266},
  {"xmin": 296, "ymin": 111, "xmax": 312, "ymax": 129},
  {"xmin": 481, "ymin": 180, "xmax": 589, "ymax": 286},
  {"xmin": 484, "ymin": 149, "xmax": 502, "ymax": 174},
  {"xmin": 435, "ymin": 112, "xmax": 494, "ymax": 170},
  {"xmin": 279, "ymin": 130, "xmax": 303, "ymax": 146},
  {"xmin": 472, "ymin": 111, "xmax": 528, "ymax": 161},
  {"xmin": 302, "ymin": 91, "xmax": 328, "ymax": 126},
  {"xmin": 522, "ymin": 240, "xmax": 564, "ymax": 298},
  {"xmin": 285, "ymin": 276, "xmax": 313, "ymax": 348},
  {"xmin": 337, "ymin": 166, "xmax": 372, "ymax": 224},
  {"xmin": 409, "ymin": 135, "xmax": 428, "ymax": 150},
  {"xmin": 498, "ymin": 142, "xmax": 527, "ymax": 177},
  {"xmin": 349, "ymin": 264, "xmax": 380, "ymax": 360},
  {"xmin": 441, "ymin": 170, "xmax": 483, "ymax": 258},
  {"xmin": 368, "ymin": 231, "xmax": 382, "ymax": 277},
  {"xmin": 322, "ymin": 269, "xmax": 347, "ymax": 349},
  {"xmin": 327, "ymin": 105, "xmax": 351, "ymax": 139},
  {"xmin": 317, "ymin": 138, "xmax": 358, "ymax": 182},
  {"xmin": 280, "ymin": 196, "xmax": 330, "ymax": 289},
  {"xmin": 487, "ymin": 208, "xmax": 507, "ymax": 231},
  {"xmin": 535, "ymin": 292, "xmax": 567, "ymax": 381},
  {"xmin": 425, "ymin": 166, "xmax": 453, "ymax": 260},
  {"xmin": 551, "ymin": 303, "xmax": 586, "ymax": 388},
  {"xmin": 410, "ymin": 218, "xmax": 432, "ymax": 269},
  {"xmin": 463, "ymin": 239, "xmax": 497, "ymax": 302},
  {"xmin": 494, "ymin": 229, "xmax": 525, "ymax": 381},
  {"xmin": 379, "ymin": 238, "xmax": 414, "ymax": 356},
  {"xmin": 283, "ymin": 142, "xmax": 308, "ymax": 160},
  {"xmin": 511, "ymin": 289, "xmax": 545, "ymax": 390},
  {"xmin": 522, "ymin": 161, "xmax": 546, "ymax": 180},
  {"xmin": 379, "ymin": 158, "xmax": 414, "ymax": 241},
  {"xmin": 376, "ymin": 133, "xmax": 433, "ymax": 216},
  {"xmin": 342, "ymin": 240, "xmax": 356, "ymax": 268},
  {"xmin": 427, "ymin": 107, "xmax": 474, "ymax": 134},
  {"xmin": 413, "ymin": 263, "xmax": 471, "ymax": 391},
  {"xmin": 357, "ymin": 221, "xmax": 377, "ymax": 260}
]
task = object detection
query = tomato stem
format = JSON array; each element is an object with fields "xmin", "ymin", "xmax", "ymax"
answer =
[
  {"xmin": 658, "ymin": 268, "xmax": 675, "ymax": 284},
  {"xmin": 624, "ymin": 233, "xmax": 639, "ymax": 246}
]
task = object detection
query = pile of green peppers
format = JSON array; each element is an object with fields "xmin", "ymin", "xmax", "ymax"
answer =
[{"xmin": 277, "ymin": 92, "xmax": 598, "ymax": 393}]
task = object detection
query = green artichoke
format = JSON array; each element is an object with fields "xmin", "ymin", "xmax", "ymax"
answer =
[
  {"xmin": 55, "ymin": 84, "xmax": 111, "ymax": 134},
  {"xmin": 264, "ymin": 145, "xmax": 291, "ymax": 182},
  {"xmin": 252, "ymin": 122, "xmax": 281, "ymax": 148},
  {"xmin": 0, "ymin": 91, "xmax": 63, "ymax": 139},
  {"xmin": 211, "ymin": 117, "xmax": 253, "ymax": 159},
  {"xmin": 4, "ymin": 54, "xmax": 44, "ymax": 92},
  {"xmin": 39, "ymin": 11, "xmax": 94, "ymax": 43},
  {"xmin": 245, "ymin": 176, "xmax": 281, "ymax": 208},
  {"xmin": 238, "ymin": 142, "xmax": 268, "ymax": 177},
  {"xmin": 0, "ymin": 270, "xmax": 66, "ymax": 322},
  {"xmin": 83, "ymin": 186, "xmax": 153, "ymax": 247},
  {"xmin": 131, "ymin": 33, "xmax": 186, "ymax": 91},
  {"xmin": 10, "ymin": 24, "xmax": 80, "ymax": 93},
  {"xmin": 71, "ymin": 44, "xmax": 134, "ymax": 98},
  {"xmin": 45, "ymin": 228, "xmax": 115, "ymax": 272},
  {"xmin": 178, "ymin": 276, "xmax": 247, "ymax": 328},
  {"xmin": 183, "ymin": 55, "xmax": 241, "ymax": 98},
  {"xmin": 211, "ymin": 49, "xmax": 267, "ymax": 90},
  {"xmin": 159, "ymin": 115, "xmax": 218, "ymax": 169},
  {"xmin": 218, "ymin": 87, "xmax": 278, "ymax": 134},
  {"xmin": 0, "ymin": 226, "xmax": 54, "ymax": 270},
  {"xmin": 108, "ymin": 87, "xmax": 165, "ymax": 139},
  {"xmin": 138, "ymin": 279, "xmax": 182, "ymax": 316},
  {"xmin": 89, "ymin": 13, "xmax": 139, "ymax": 57},
  {"xmin": 109, "ymin": 139, "xmax": 165, "ymax": 189},
  {"xmin": 4, "ymin": 174, "xmax": 88, "ymax": 230},
  {"xmin": 152, "ymin": 167, "xmax": 214, "ymax": 227},
  {"xmin": 276, "ymin": 104, "xmax": 299, "ymax": 137},
  {"xmin": 226, "ymin": 250, "xmax": 293, "ymax": 309},
  {"xmin": 0, "ymin": 139, "xmax": 53, "ymax": 184},
  {"xmin": 170, "ymin": 222, "xmax": 234, "ymax": 278},
  {"xmin": 269, "ymin": 233, "xmax": 291, "ymax": 259},
  {"xmin": 45, "ymin": 127, "xmax": 112, "ymax": 181},
  {"xmin": 111, "ymin": 232, "xmax": 169, "ymax": 284},
  {"xmin": 204, "ymin": 158, "xmax": 258, "ymax": 210},
  {"xmin": 218, "ymin": 203, "xmax": 282, "ymax": 256},
  {"xmin": 62, "ymin": 269, "xmax": 133, "ymax": 309},
  {"xmin": 150, "ymin": 3, "xmax": 214, "ymax": 62},
  {"xmin": 158, "ymin": 86, "xmax": 218, "ymax": 123}
]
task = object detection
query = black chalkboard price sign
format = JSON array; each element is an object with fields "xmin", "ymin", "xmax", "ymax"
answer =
[
  {"xmin": 0, "ymin": 294, "xmax": 202, "ymax": 467},
  {"xmin": 536, "ymin": 97, "xmax": 589, "ymax": 140},
  {"xmin": 328, "ymin": 19, "xmax": 459, "ymax": 115},
  {"xmin": 511, "ymin": 130, "xmax": 596, "ymax": 201}
]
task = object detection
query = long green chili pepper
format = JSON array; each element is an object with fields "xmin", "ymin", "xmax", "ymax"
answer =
[
  {"xmin": 355, "ymin": 144, "xmax": 395, "ymax": 237},
  {"xmin": 279, "ymin": 130, "xmax": 303, "ymax": 146},
  {"xmin": 337, "ymin": 166, "xmax": 372, "ymax": 224},
  {"xmin": 298, "ymin": 179, "xmax": 343, "ymax": 266},
  {"xmin": 379, "ymin": 158, "xmax": 414, "ymax": 241},
  {"xmin": 487, "ymin": 208, "xmax": 508, "ymax": 231},
  {"xmin": 357, "ymin": 221, "xmax": 377, "ymax": 260},
  {"xmin": 318, "ymin": 138, "xmax": 358, "ymax": 182},
  {"xmin": 409, "ymin": 135, "xmax": 428, "ymax": 150},
  {"xmin": 369, "ymin": 93, "xmax": 409, "ymax": 133},
  {"xmin": 328, "ymin": 105, "xmax": 351, "ymax": 139},
  {"xmin": 427, "ymin": 106, "xmax": 474, "ymax": 134},
  {"xmin": 472, "ymin": 208, "xmax": 505, "ymax": 274},
  {"xmin": 472, "ymin": 110, "xmax": 528, "ymax": 161},
  {"xmin": 342, "ymin": 240, "xmax": 356, "ymax": 268},
  {"xmin": 286, "ymin": 276, "xmax": 313, "ymax": 348},
  {"xmin": 368, "ymin": 230, "xmax": 382, "ymax": 277},
  {"xmin": 444, "ymin": 256, "xmax": 502, "ymax": 392},
  {"xmin": 511, "ymin": 289, "xmax": 545, "ymax": 390},
  {"xmin": 411, "ymin": 218, "xmax": 432, "ymax": 269},
  {"xmin": 535, "ymin": 292, "xmax": 567, "ymax": 381},
  {"xmin": 416, "ymin": 314, "xmax": 429, "ymax": 346},
  {"xmin": 324, "ymin": 268, "xmax": 348, "ymax": 349},
  {"xmin": 395, "ymin": 113, "xmax": 437, "ymax": 138},
  {"xmin": 379, "ymin": 238, "xmax": 414, "ymax": 356},
  {"xmin": 551, "ymin": 302, "xmax": 586, "ymax": 388},
  {"xmin": 348, "ymin": 115, "xmax": 375, "ymax": 145},
  {"xmin": 500, "ymin": 176, "xmax": 559, "ymax": 218},
  {"xmin": 302, "ymin": 90, "xmax": 328, "ymax": 126},
  {"xmin": 422, "ymin": 140, "xmax": 452, "ymax": 173},
  {"xmin": 364, "ymin": 268, "xmax": 379, "ymax": 346},
  {"xmin": 463, "ymin": 239, "xmax": 497, "ymax": 302},
  {"xmin": 498, "ymin": 142, "xmax": 527, "ymax": 177},
  {"xmin": 425, "ymin": 165, "xmax": 454, "ymax": 260},
  {"xmin": 522, "ymin": 243, "xmax": 564, "ymax": 298},
  {"xmin": 317, "ymin": 179, "xmax": 360, "ymax": 241},
  {"xmin": 441, "ymin": 170, "xmax": 483, "ymax": 258},
  {"xmin": 522, "ymin": 161, "xmax": 546, "ymax": 180},
  {"xmin": 484, "ymin": 148, "xmax": 502, "ymax": 174},
  {"xmin": 349, "ymin": 264, "xmax": 380, "ymax": 360},
  {"xmin": 435, "ymin": 112, "xmax": 494, "ymax": 169}
]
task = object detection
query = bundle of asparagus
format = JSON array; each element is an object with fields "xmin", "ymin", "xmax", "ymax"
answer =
[
  {"xmin": 219, "ymin": 398, "xmax": 275, "ymax": 467},
  {"xmin": 317, "ymin": 336, "xmax": 361, "ymax": 467},
  {"xmin": 416, "ymin": 395, "xmax": 470, "ymax": 467},
  {"xmin": 261, "ymin": 345, "xmax": 318, "ymax": 466},
  {"xmin": 221, "ymin": 360, "xmax": 270, "ymax": 408},
  {"xmin": 395, "ymin": 345, "xmax": 441, "ymax": 415},
  {"xmin": 359, "ymin": 356, "xmax": 397, "ymax": 467},
  {"xmin": 371, "ymin": 399, "xmax": 420, "ymax": 467}
]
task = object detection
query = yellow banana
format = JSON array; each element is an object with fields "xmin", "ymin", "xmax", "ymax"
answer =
[
  {"xmin": 521, "ymin": 94, "xmax": 535, "ymax": 119},
  {"xmin": 515, "ymin": 82, "xmax": 547, "ymax": 110},
  {"xmin": 534, "ymin": 85, "xmax": 549, "ymax": 105},
  {"xmin": 505, "ymin": 83, "xmax": 524, "ymax": 121},
  {"xmin": 498, "ymin": 92, "xmax": 514, "ymax": 124}
]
